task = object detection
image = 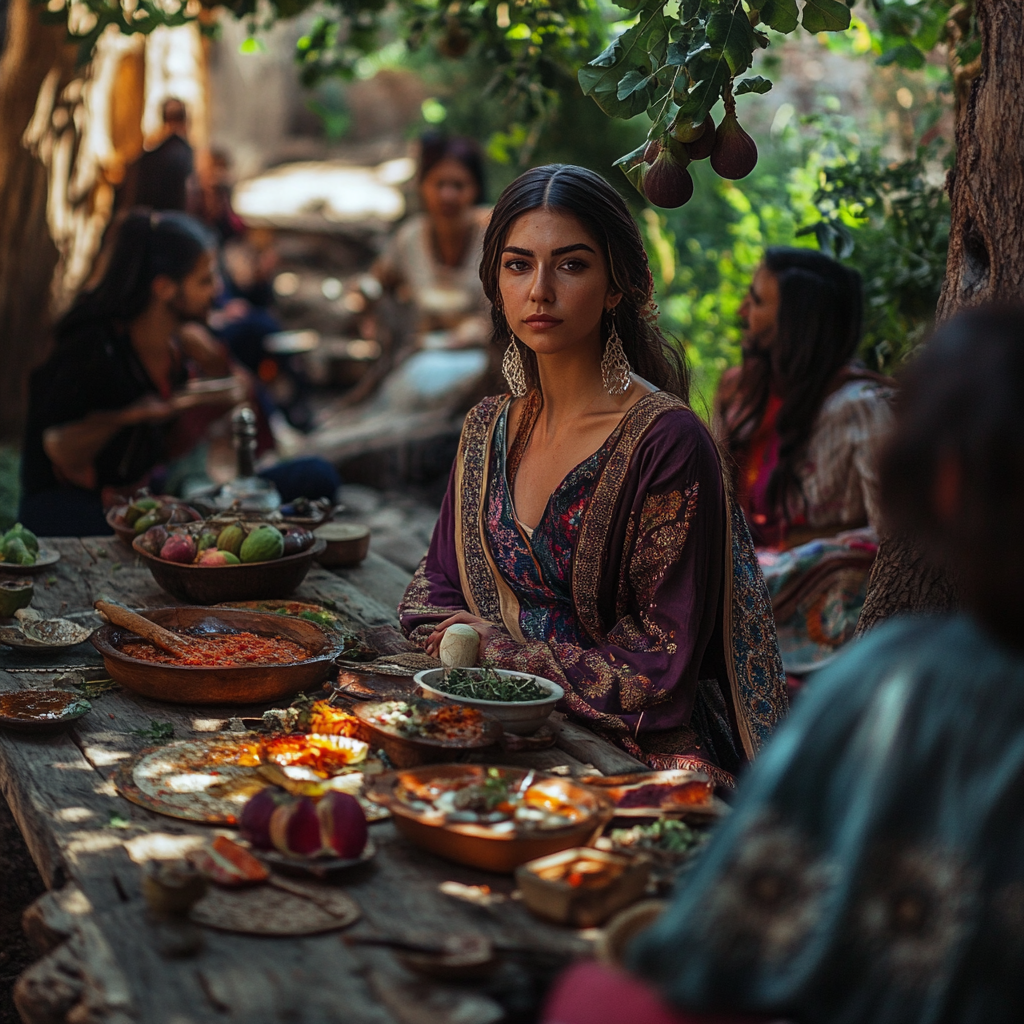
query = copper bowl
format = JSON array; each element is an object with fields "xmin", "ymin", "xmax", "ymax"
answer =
[
  {"xmin": 365, "ymin": 765, "xmax": 613, "ymax": 873},
  {"xmin": 90, "ymin": 606, "xmax": 342, "ymax": 705},
  {"xmin": 352, "ymin": 699, "xmax": 502, "ymax": 768},
  {"xmin": 132, "ymin": 537, "xmax": 326, "ymax": 605}
]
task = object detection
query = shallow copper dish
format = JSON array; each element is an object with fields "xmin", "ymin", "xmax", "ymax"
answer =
[
  {"xmin": 579, "ymin": 770, "xmax": 727, "ymax": 820},
  {"xmin": 131, "ymin": 537, "xmax": 326, "ymax": 605},
  {"xmin": 90, "ymin": 607, "xmax": 342, "ymax": 705},
  {"xmin": 352, "ymin": 699, "xmax": 502, "ymax": 769},
  {"xmin": 365, "ymin": 765, "xmax": 613, "ymax": 873},
  {"xmin": 0, "ymin": 689, "xmax": 92, "ymax": 733}
]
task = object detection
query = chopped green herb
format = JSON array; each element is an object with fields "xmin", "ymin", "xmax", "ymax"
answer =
[
  {"xmin": 106, "ymin": 812, "xmax": 131, "ymax": 829},
  {"xmin": 130, "ymin": 720, "xmax": 175, "ymax": 743},
  {"xmin": 438, "ymin": 666, "xmax": 548, "ymax": 703}
]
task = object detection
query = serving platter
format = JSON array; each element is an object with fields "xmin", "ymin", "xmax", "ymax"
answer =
[
  {"xmin": 579, "ymin": 770, "xmax": 728, "ymax": 819},
  {"xmin": 114, "ymin": 736, "xmax": 389, "ymax": 825},
  {"xmin": 352, "ymin": 697, "xmax": 502, "ymax": 768}
]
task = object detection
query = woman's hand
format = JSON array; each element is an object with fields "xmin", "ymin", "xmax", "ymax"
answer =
[{"xmin": 426, "ymin": 612, "xmax": 499, "ymax": 658}]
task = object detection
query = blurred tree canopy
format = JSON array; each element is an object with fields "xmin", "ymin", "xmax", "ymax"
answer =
[{"xmin": 35, "ymin": 0, "xmax": 966, "ymax": 399}]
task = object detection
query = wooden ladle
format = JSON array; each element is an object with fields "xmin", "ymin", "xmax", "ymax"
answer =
[{"xmin": 94, "ymin": 600, "xmax": 196, "ymax": 659}]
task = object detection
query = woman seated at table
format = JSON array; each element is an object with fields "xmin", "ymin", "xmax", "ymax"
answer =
[
  {"xmin": 714, "ymin": 248, "xmax": 895, "ymax": 676},
  {"xmin": 544, "ymin": 305, "xmax": 1024, "ymax": 1023},
  {"xmin": 19, "ymin": 210, "xmax": 336, "ymax": 536},
  {"xmin": 399, "ymin": 164, "xmax": 786, "ymax": 782}
]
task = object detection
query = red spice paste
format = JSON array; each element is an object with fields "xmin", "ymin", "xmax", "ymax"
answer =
[{"xmin": 120, "ymin": 631, "xmax": 308, "ymax": 666}]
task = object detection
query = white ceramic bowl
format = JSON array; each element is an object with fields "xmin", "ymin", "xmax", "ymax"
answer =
[{"xmin": 413, "ymin": 668, "xmax": 564, "ymax": 735}]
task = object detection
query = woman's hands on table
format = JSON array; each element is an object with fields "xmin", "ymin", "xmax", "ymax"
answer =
[{"xmin": 425, "ymin": 612, "xmax": 499, "ymax": 659}]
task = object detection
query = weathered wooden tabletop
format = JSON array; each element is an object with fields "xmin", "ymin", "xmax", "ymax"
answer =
[{"xmin": 0, "ymin": 537, "xmax": 646, "ymax": 1024}]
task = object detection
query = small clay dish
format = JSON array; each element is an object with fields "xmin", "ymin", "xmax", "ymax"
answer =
[
  {"xmin": 0, "ymin": 548, "xmax": 60, "ymax": 575},
  {"xmin": 0, "ymin": 689, "xmax": 92, "ymax": 733},
  {"xmin": 313, "ymin": 523, "xmax": 370, "ymax": 568},
  {"xmin": 257, "ymin": 839, "xmax": 377, "ymax": 880},
  {"xmin": 0, "ymin": 579, "xmax": 33, "ymax": 617},
  {"xmin": 396, "ymin": 934, "xmax": 498, "ymax": 981}
]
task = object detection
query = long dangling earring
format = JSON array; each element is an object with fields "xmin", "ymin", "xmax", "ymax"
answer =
[
  {"xmin": 502, "ymin": 332, "xmax": 528, "ymax": 397},
  {"xmin": 601, "ymin": 310, "xmax": 631, "ymax": 395}
]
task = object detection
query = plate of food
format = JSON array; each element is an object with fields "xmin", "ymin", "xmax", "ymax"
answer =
[
  {"xmin": 0, "ymin": 689, "xmax": 92, "ymax": 733},
  {"xmin": 578, "ymin": 770, "xmax": 726, "ymax": 819},
  {"xmin": 0, "ymin": 523, "xmax": 59, "ymax": 574},
  {"xmin": 114, "ymin": 734, "xmax": 388, "ymax": 825},
  {"xmin": 366, "ymin": 764, "xmax": 613, "ymax": 872},
  {"xmin": 352, "ymin": 697, "xmax": 502, "ymax": 768},
  {"xmin": 415, "ymin": 666, "xmax": 563, "ymax": 735},
  {"xmin": 105, "ymin": 494, "xmax": 202, "ymax": 547}
]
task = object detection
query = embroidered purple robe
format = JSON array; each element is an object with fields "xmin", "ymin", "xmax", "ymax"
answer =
[{"xmin": 399, "ymin": 392, "xmax": 786, "ymax": 780}]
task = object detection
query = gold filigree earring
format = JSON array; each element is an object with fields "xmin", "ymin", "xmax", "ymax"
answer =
[
  {"xmin": 502, "ymin": 332, "xmax": 528, "ymax": 397},
  {"xmin": 601, "ymin": 310, "xmax": 631, "ymax": 395}
]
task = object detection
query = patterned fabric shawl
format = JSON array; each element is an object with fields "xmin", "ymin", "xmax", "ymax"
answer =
[{"xmin": 399, "ymin": 392, "xmax": 786, "ymax": 769}]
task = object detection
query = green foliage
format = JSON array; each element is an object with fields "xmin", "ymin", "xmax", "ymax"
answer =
[
  {"xmin": 643, "ymin": 115, "xmax": 949, "ymax": 410},
  {"xmin": 0, "ymin": 448, "xmax": 18, "ymax": 533}
]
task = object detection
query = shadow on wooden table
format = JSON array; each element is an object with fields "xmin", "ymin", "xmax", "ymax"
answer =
[{"xmin": 0, "ymin": 794, "xmax": 44, "ymax": 1024}]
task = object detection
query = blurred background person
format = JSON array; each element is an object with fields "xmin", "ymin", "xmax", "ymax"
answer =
[
  {"xmin": 714, "ymin": 248, "xmax": 895, "ymax": 682},
  {"xmin": 19, "ymin": 210, "xmax": 335, "ymax": 536},
  {"xmin": 579, "ymin": 304, "xmax": 1024, "ymax": 1024},
  {"xmin": 118, "ymin": 97, "xmax": 195, "ymax": 213}
]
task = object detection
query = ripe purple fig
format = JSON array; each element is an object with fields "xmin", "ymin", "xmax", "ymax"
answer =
[
  {"xmin": 137, "ymin": 524, "xmax": 169, "ymax": 557},
  {"xmin": 317, "ymin": 792, "xmax": 368, "ymax": 859},
  {"xmin": 159, "ymin": 533, "xmax": 196, "ymax": 564},
  {"xmin": 642, "ymin": 151, "xmax": 694, "ymax": 209},
  {"xmin": 686, "ymin": 115, "xmax": 717, "ymax": 161},
  {"xmin": 239, "ymin": 786, "xmax": 291, "ymax": 849},
  {"xmin": 710, "ymin": 110, "xmax": 758, "ymax": 180},
  {"xmin": 269, "ymin": 796, "xmax": 321, "ymax": 857},
  {"xmin": 643, "ymin": 139, "xmax": 661, "ymax": 164}
]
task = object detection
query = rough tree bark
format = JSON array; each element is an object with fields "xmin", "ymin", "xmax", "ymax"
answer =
[
  {"xmin": 0, "ymin": 0, "xmax": 75, "ymax": 444},
  {"xmin": 856, "ymin": 0, "xmax": 1021, "ymax": 635}
]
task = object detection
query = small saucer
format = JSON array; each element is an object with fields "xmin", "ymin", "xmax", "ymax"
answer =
[
  {"xmin": 257, "ymin": 839, "xmax": 376, "ymax": 879},
  {"xmin": 0, "ymin": 548, "xmax": 60, "ymax": 575},
  {"xmin": 0, "ymin": 689, "xmax": 92, "ymax": 733}
]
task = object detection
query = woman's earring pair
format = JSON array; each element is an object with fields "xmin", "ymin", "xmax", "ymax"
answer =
[{"xmin": 502, "ymin": 312, "xmax": 631, "ymax": 397}]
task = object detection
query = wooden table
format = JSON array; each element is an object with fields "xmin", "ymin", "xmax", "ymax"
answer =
[{"xmin": 0, "ymin": 537, "xmax": 647, "ymax": 1024}]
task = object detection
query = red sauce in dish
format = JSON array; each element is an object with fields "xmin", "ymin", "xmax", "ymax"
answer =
[{"xmin": 120, "ymin": 632, "xmax": 308, "ymax": 666}]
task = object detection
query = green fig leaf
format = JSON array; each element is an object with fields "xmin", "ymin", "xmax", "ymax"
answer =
[
  {"xmin": 758, "ymin": 0, "xmax": 799, "ymax": 33},
  {"xmin": 613, "ymin": 141, "xmax": 651, "ymax": 168},
  {"xmin": 801, "ymin": 0, "xmax": 851, "ymax": 33},
  {"xmin": 877, "ymin": 44, "xmax": 926, "ymax": 70},
  {"xmin": 678, "ymin": 48, "xmax": 730, "ymax": 125},
  {"xmin": 736, "ymin": 75, "xmax": 773, "ymax": 95},
  {"xmin": 706, "ymin": 7, "xmax": 756, "ymax": 76},
  {"xmin": 578, "ymin": 10, "xmax": 670, "ymax": 119}
]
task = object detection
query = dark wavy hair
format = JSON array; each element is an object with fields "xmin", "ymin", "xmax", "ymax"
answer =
[
  {"xmin": 419, "ymin": 131, "xmax": 486, "ymax": 203},
  {"xmin": 880, "ymin": 305, "xmax": 1024, "ymax": 648},
  {"xmin": 723, "ymin": 247, "xmax": 863, "ymax": 513},
  {"xmin": 55, "ymin": 209, "xmax": 213, "ymax": 342},
  {"xmin": 479, "ymin": 164, "xmax": 688, "ymax": 400}
]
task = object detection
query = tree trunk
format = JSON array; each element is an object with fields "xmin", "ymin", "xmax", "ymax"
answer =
[
  {"xmin": 0, "ymin": 0, "xmax": 75, "ymax": 444},
  {"xmin": 856, "ymin": 0, "xmax": 1022, "ymax": 632}
]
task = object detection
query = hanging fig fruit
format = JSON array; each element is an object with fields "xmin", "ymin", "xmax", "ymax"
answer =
[
  {"xmin": 686, "ymin": 115, "xmax": 717, "ymax": 161},
  {"xmin": 710, "ymin": 107, "xmax": 757, "ymax": 180},
  {"xmin": 642, "ymin": 149, "xmax": 694, "ymax": 209},
  {"xmin": 643, "ymin": 139, "xmax": 662, "ymax": 164},
  {"xmin": 669, "ymin": 117, "xmax": 706, "ymax": 144}
]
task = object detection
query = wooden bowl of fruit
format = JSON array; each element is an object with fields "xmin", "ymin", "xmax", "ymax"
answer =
[
  {"xmin": 132, "ymin": 520, "xmax": 325, "ymax": 605},
  {"xmin": 106, "ymin": 495, "xmax": 202, "ymax": 547}
]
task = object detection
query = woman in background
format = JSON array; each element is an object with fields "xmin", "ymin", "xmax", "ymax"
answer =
[
  {"xmin": 400, "ymin": 164, "xmax": 786, "ymax": 783},
  {"xmin": 715, "ymin": 248, "xmax": 894, "ymax": 677}
]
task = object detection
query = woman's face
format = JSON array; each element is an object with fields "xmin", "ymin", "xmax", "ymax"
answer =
[
  {"xmin": 499, "ymin": 208, "xmax": 620, "ymax": 359},
  {"xmin": 166, "ymin": 250, "xmax": 219, "ymax": 322},
  {"xmin": 420, "ymin": 158, "xmax": 479, "ymax": 220},
  {"xmin": 739, "ymin": 263, "xmax": 780, "ymax": 353}
]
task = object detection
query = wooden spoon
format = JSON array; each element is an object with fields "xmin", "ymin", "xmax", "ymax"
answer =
[{"xmin": 94, "ymin": 600, "xmax": 195, "ymax": 659}]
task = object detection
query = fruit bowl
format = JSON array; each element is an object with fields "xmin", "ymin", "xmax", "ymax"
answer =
[
  {"xmin": 132, "ymin": 537, "xmax": 326, "ymax": 605},
  {"xmin": 106, "ymin": 500, "xmax": 200, "ymax": 547}
]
